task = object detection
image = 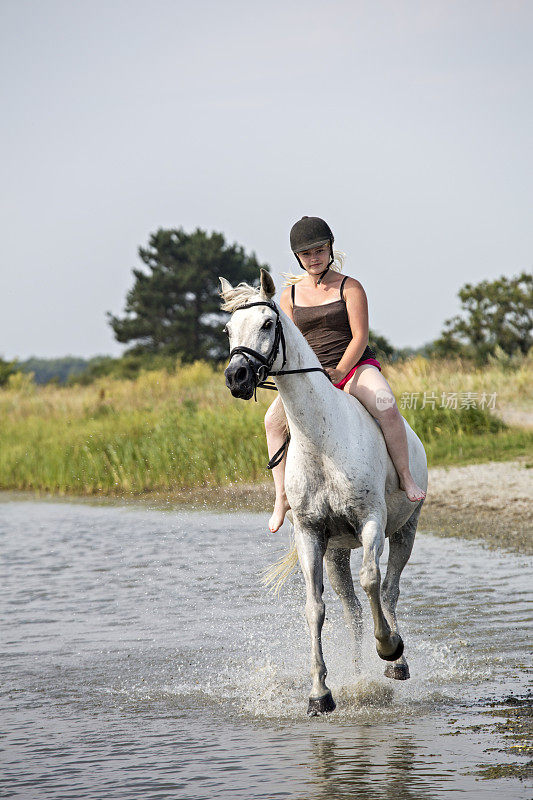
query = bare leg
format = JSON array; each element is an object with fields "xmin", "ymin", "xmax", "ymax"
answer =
[
  {"xmin": 264, "ymin": 397, "xmax": 290, "ymax": 532},
  {"xmin": 359, "ymin": 517, "xmax": 403, "ymax": 661},
  {"xmin": 325, "ymin": 548, "xmax": 363, "ymax": 668},
  {"xmin": 346, "ymin": 366, "xmax": 426, "ymax": 502},
  {"xmin": 378, "ymin": 406, "xmax": 426, "ymax": 502},
  {"xmin": 381, "ymin": 508, "xmax": 420, "ymax": 680},
  {"xmin": 295, "ymin": 523, "xmax": 335, "ymax": 714}
]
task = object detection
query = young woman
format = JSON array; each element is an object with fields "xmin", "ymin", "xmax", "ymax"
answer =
[{"xmin": 266, "ymin": 215, "xmax": 426, "ymax": 533}]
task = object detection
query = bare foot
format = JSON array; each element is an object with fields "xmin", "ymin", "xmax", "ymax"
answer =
[
  {"xmin": 399, "ymin": 474, "xmax": 427, "ymax": 502},
  {"xmin": 269, "ymin": 495, "xmax": 291, "ymax": 533}
]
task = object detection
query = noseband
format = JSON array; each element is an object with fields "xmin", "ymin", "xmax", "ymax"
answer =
[
  {"xmin": 227, "ymin": 300, "xmax": 331, "ymax": 468},
  {"xmin": 228, "ymin": 301, "xmax": 287, "ymax": 391}
]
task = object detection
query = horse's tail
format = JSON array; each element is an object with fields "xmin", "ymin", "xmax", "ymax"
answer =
[{"xmin": 261, "ymin": 543, "xmax": 298, "ymax": 595}]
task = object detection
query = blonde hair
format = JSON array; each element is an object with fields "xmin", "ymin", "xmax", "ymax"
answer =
[{"xmin": 282, "ymin": 250, "xmax": 346, "ymax": 287}]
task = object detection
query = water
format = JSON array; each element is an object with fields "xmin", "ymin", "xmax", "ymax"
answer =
[{"xmin": 1, "ymin": 499, "xmax": 531, "ymax": 799}]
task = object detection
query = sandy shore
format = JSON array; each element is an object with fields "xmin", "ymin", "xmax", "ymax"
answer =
[{"xmin": 420, "ymin": 459, "xmax": 532, "ymax": 553}]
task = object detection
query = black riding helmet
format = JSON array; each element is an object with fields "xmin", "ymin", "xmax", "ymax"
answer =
[{"xmin": 289, "ymin": 216, "xmax": 335, "ymax": 279}]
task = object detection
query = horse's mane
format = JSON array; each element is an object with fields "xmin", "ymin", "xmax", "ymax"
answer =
[{"xmin": 220, "ymin": 282, "xmax": 262, "ymax": 313}]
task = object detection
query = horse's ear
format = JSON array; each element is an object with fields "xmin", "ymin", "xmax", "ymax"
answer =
[
  {"xmin": 219, "ymin": 276, "xmax": 233, "ymax": 297},
  {"xmin": 260, "ymin": 269, "xmax": 276, "ymax": 299}
]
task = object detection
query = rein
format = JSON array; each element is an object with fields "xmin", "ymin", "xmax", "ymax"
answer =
[{"xmin": 228, "ymin": 300, "xmax": 331, "ymax": 469}]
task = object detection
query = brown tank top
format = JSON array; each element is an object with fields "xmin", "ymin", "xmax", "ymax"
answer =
[{"xmin": 292, "ymin": 277, "xmax": 376, "ymax": 370}]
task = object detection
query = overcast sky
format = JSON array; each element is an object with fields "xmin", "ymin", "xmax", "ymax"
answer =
[{"xmin": 1, "ymin": 0, "xmax": 531, "ymax": 360}]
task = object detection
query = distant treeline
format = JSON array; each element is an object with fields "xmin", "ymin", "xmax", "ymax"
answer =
[
  {"xmin": 17, "ymin": 356, "xmax": 93, "ymax": 385},
  {"xmin": 1, "ymin": 355, "xmax": 143, "ymax": 386},
  {"xmin": 13, "ymin": 355, "xmax": 174, "ymax": 385},
  {"xmin": 6, "ymin": 354, "xmax": 187, "ymax": 386},
  {"xmin": 5, "ymin": 333, "xmax": 416, "ymax": 387}
]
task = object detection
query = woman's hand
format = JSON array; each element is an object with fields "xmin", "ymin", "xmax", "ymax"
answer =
[{"xmin": 326, "ymin": 367, "xmax": 345, "ymax": 384}]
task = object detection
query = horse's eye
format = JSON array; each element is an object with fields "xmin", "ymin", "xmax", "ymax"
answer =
[{"xmin": 262, "ymin": 320, "xmax": 273, "ymax": 330}]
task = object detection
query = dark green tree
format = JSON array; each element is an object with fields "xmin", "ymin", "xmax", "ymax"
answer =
[
  {"xmin": 0, "ymin": 357, "xmax": 18, "ymax": 386},
  {"xmin": 432, "ymin": 272, "xmax": 532, "ymax": 362},
  {"xmin": 368, "ymin": 329, "xmax": 399, "ymax": 363},
  {"xmin": 108, "ymin": 228, "xmax": 268, "ymax": 361}
]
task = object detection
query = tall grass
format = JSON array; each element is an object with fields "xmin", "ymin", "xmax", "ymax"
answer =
[
  {"xmin": 384, "ymin": 352, "xmax": 532, "ymax": 412},
  {"xmin": 0, "ymin": 356, "xmax": 531, "ymax": 496}
]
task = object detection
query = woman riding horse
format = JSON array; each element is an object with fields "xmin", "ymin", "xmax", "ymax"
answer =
[{"xmin": 266, "ymin": 216, "xmax": 426, "ymax": 533}]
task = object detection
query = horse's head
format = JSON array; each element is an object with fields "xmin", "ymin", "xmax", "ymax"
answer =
[{"xmin": 219, "ymin": 269, "xmax": 282, "ymax": 400}]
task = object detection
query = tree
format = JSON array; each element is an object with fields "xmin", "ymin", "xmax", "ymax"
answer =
[
  {"xmin": 368, "ymin": 330, "xmax": 399, "ymax": 363},
  {"xmin": 18, "ymin": 356, "xmax": 90, "ymax": 385},
  {"xmin": 432, "ymin": 272, "xmax": 532, "ymax": 362},
  {"xmin": 0, "ymin": 357, "xmax": 18, "ymax": 386},
  {"xmin": 108, "ymin": 228, "xmax": 268, "ymax": 362}
]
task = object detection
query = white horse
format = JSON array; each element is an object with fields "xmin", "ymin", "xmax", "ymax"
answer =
[{"xmin": 220, "ymin": 270, "xmax": 428, "ymax": 715}]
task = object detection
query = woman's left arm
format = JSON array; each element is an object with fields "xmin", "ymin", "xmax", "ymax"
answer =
[{"xmin": 327, "ymin": 278, "xmax": 369, "ymax": 383}]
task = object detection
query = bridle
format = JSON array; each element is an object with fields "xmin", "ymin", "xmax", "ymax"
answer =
[
  {"xmin": 228, "ymin": 301, "xmax": 287, "ymax": 391},
  {"xmin": 227, "ymin": 300, "xmax": 331, "ymax": 468},
  {"xmin": 228, "ymin": 300, "xmax": 330, "ymax": 393}
]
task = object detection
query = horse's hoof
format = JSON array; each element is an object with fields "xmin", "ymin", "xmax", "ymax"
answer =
[
  {"xmin": 377, "ymin": 636, "xmax": 404, "ymax": 662},
  {"xmin": 307, "ymin": 691, "xmax": 336, "ymax": 716},
  {"xmin": 384, "ymin": 663, "xmax": 410, "ymax": 680}
]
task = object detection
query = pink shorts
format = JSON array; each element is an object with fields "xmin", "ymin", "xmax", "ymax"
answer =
[{"xmin": 333, "ymin": 358, "xmax": 382, "ymax": 389}]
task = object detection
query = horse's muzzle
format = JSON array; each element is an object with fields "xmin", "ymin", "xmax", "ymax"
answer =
[{"xmin": 224, "ymin": 359, "xmax": 255, "ymax": 400}]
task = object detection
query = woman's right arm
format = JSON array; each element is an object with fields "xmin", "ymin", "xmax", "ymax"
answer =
[{"xmin": 279, "ymin": 286, "xmax": 294, "ymax": 321}]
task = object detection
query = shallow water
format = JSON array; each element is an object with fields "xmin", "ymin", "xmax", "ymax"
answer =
[{"xmin": 1, "ymin": 499, "xmax": 531, "ymax": 799}]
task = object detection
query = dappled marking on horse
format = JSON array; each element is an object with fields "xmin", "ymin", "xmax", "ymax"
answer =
[{"xmin": 220, "ymin": 270, "xmax": 428, "ymax": 715}]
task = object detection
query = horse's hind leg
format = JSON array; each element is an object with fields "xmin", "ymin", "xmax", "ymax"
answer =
[
  {"xmin": 325, "ymin": 548, "xmax": 363, "ymax": 669},
  {"xmin": 359, "ymin": 516, "xmax": 404, "ymax": 662},
  {"xmin": 294, "ymin": 524, "xmax": 335, "ymax": 715},
  {"xmin": 381, "ymin": 506, "xmax": 421, "ymax": 681}
]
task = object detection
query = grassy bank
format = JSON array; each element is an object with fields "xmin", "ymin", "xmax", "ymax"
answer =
[{"xmin": 1, "ymin": 356, "xmax": 531, "ymax": 496}]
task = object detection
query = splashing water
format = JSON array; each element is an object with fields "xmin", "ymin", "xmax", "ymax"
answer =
[{"xmin": 1, "ymin": 498, "xmax": 531, "ymax": 799}]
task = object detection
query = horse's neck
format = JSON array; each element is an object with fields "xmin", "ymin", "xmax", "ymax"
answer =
[{"xmin": 274, "ymin": 311, "xmax": 360, "ymax": 443}]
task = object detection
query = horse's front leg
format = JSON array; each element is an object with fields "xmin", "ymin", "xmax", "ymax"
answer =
[
  {"xmin": 359, "ymin": 517, "xmax": 404, "ymax": 662},
  {"xmin": 294, "ymin": 523, "xmax": 336, "ymax": 715}
]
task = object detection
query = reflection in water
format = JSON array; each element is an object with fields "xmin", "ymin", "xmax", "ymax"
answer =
[{"xmin": 304, "ymin": 730, "xmax": 438, "ymax": 800}]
